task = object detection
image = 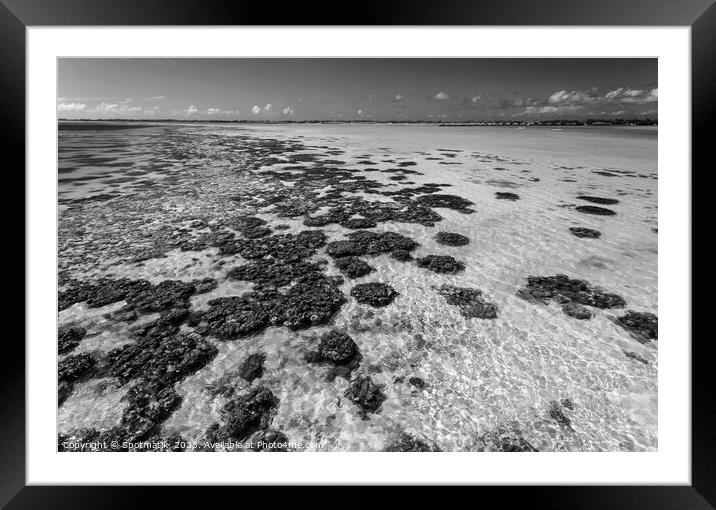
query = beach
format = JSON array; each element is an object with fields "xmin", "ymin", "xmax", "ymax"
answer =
[{"xmin": 57, "ymin": 122, "xmax": 658, "ymax": 452}]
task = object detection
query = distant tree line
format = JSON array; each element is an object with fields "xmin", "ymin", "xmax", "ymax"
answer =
[{"xmin": 58, "ymin": 118, "xmax": 657, "ymax": 126}]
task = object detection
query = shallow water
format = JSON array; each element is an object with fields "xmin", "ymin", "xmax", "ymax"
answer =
[{"xmin": 58, "ymin": 123, "xmax": 657, "ymax": 452}]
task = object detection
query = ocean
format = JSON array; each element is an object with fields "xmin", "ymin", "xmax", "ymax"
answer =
[{"xmin": 58, "ymin": 122, "xmax": 657, "ymax": 452}]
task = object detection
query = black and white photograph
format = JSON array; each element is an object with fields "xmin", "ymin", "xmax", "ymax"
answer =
[{"xmin": 55, "ymin": 57, "xmax": 659, "ymax": 453}]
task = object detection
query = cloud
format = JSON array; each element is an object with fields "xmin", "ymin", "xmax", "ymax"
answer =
[
  {"xmin": 512, "ymin": 97, "xmax": 540, "ymax": 107},
  {"xmin": 251, "ymin": 104, "xmax": 274, "ymax": 115},
  {"xmin": 514, "ymin": 105, "xmax": 584, "ymax": 116},
  {"xmin": 205, "ymin": 107, "xmax": 237, "ymax": 115},
  {"xmin": 461, "ymin": 93, "xmax": 523, "ymax": 110},
  {"xmin": 357, "ymin": 109, "xmax": 363, "ymax": 116},
  {"xmin": 549, "ymin": 87, "xmax": 659, "ymax": 107},
  {"xmin": 510, "ymin": 86, "xmax": 659, "ymax": 117},
  {"xmin": 184, "ymin": 105, "xmax": 198, "ymax": 115},
  {"xmin": 57, "ymin": 102, "xmax": 86, "ymax": 112},
  {"xmin": 282, "ymin": 106, "xmax": 294, "ymax": 115},
  {"xmin": 431, "ymin": 91, "xmax": 450, "ymax": 101},
  {"xmin": 393, "ymin": 94, "xmax": 405, "ymax": 102},
  {"xmin": 548, "ymin": 90, "xmax": 598, "ymax": 106},
  {"xmin": 605, "ymin": 87, "xmax": 658, "ymax": 103},
  {"xmin": 89, "ymin": 102, "xmax": 144, "ymax": 115},
  {"xmin": 149, "ymin": 95, "xmax": 167, "ymax": 100}
]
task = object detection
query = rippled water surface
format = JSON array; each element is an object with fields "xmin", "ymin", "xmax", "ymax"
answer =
[{"xmin": 58, "ymin": 123, "xmax": 657, "ymax": 452}]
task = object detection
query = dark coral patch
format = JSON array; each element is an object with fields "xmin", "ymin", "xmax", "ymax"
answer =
[
  {"xmin": 350, "ymin": 282, "xmax": 399, "ymax": 308},
  {"xmin": 120, "ymin": 383, "xmax": 183, "ymax": 442},
  {"xmin": 239, "ymin": 353, "xmax": 266, "ymax": 383},
  {"xmin": 434, "ymin": 232, "xmax": 470, "ymax": 247},
  {"xmin": 549, "ymin": 400, "xmax": 573, "ymax": 429},
  {"xmin": 562, "ymin": 302, "xmax": 592, "ymax": 320},
  {"xmin": 435, "ymin": 285, "xmax": 498, "ymax": 319},
  {"xmin": 106, "ymin": 331, "xmax": 218, "ymax": 386},
  {"xmin": 340, "ymin": 217, "xmax": 377, "ymax": 229},
  {"xmin": 517, "ymin": 274, "xmax": 626, "ymax": 310},
  {"xmin": 576, "ymin": 205, "xmax": 617, "ymax": 216},
  {"xmin": 194, "ymin": 297, "xmax": 270, "ymax": 340},
  {"xmin": 228, "ymin": 259, "xmax": 324, "ymax": 289},
  {"xmin": 219, "ymin": 387, "xmax": 280, "ymax": 441},
  {"xmin": 58, "ymin": 353, "xmax": 97, "ymax": 406},
  {"xmin": 390, "ymin": 249, "xmax": 413, "ymax": 262},
  {"xmin": 59, "ymin": 353, "xmax": 96, "ymax": 384},
  {"xmin": 385, "ymin": 433, "xmax": 440, "ymax": 452},
  {"xmin": 197, "ymin": 274, "xmax": 346, "ymax": 339},
  {"xmin": 624, "ymin": 350, "xmax": 650, "ymax": 364},
  {"xmin": 416, "ymin": 255, "xmax": 465, "ymax": 274},
  {"xmin": 569, "ymin": 227, "xmax": 601, "ymax": 239},
  {"xmin": 415, "ymin": 194, "xmax": 475, "ymax": 213},
  {"xmin": 614, "ymin": 311, "xmax": 658, "ymax": 342},
  {"xmin": 326, "ymin": 230, "xmax": 419, "ymax": 259},
  {"xmin": 58, "ymin": 326, "xmax": 87, "ymax": 354},
  {"xmin": 477, "ymin": 429, "xmax": 539, "ymax": 452},
  {"xmin": 408, "ymin": 376, "xmax": 427, "ymax": 389},
  {"xmin": 495, "ymin": 192, "xmax": 520, "ymax": 200},
  {"xmin": 334, "ymin": 257, "xmax": 374, "ymax": 279},
  {"xmin": 307, "ymin": 330, "xmax": 359, "ymax": 365},
  {"xmin": 577, "ymin": 195, "xmax": 619, "ymax": 205},
  {"xmin": 59, "ymin": 277, "xmax": 197, "ymax": 313},
  {"xmin": 344, "ymin": 375, "xmax": 386, "ymax": 417},
  {"xmin": 220, "ymin": 230, "xmax": 327, "ymax": 260}
]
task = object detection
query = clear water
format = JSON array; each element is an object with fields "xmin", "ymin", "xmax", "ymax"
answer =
[{"xmin": 58, "ymin": 123, "xmax": 657, "ymax": 451}]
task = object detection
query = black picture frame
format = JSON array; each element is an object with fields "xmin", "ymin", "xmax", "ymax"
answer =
[{"xmin": 4, "ymin": 0, "xmax": 712, "ymax": 507}]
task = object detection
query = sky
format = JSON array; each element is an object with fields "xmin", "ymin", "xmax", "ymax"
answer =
[{"xmin": 58, "ymin": 58, "xmax": 658, "ymax": 121}]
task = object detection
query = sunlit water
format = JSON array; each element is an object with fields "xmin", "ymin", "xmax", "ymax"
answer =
[{"xmin": 58, "ymin": 123, "xmax": 657, "ymax": 451}]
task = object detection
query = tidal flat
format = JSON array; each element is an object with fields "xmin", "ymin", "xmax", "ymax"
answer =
[{"xmin": 57, "ymin": 122, "xmax": 658, "ymax": 452}]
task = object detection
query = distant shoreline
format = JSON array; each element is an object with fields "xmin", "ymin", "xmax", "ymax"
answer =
[{"xmin": 59, "ymin": 118, "xmax": 658, "ymax": 127}]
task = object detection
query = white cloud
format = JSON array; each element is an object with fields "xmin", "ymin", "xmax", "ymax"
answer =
[
  {"xmin": 149, "ymin": 95, "xmax": 167, "ymax": 100},
  {"xmin": 282, "ymin": 106, "xmax": 294, "ymax": 115},
  {"xmin": 514, "ymin": 104, "xmax": 583, "ymax": 116},
  {"xmin": 76, "ymin": 101, "xmax": 157, "ymax": 116},
  {"xmin": 357, "ymin": 109, "xmax": 363, "ymax": 116},
  {"xmin": 184, "ymin": 105, "xmax": 198, "ymax": 115},
  {"xmin": 605, "ymin": 87, "xmax": 658, "ymax": 103},
  {"xmin": 251, "ymin": 105, "xmax": 262, "ymax": 115},
  {"xmin": 264, "ymin": 104, "xmax": 273, "ymax": 112},
  {"xmin": 432, "ymin": 91, "xmax": 450, "ymax": 100},
  {"xmin": 548, "ymin": 90, "xmax": 596, "ymax": 106},
  {"xmin": 204, "ymin": 107, "xmax": 237, "ymax": 115},
  {"xmin": 57, "ymin": 102, "xmax": 86, "ymax": 112},
  {"xmin": 471, "ymin": 94, "xmax": 482, "ymax": 102},
  {"xmin": 95, "ymin": 102, "xmax": 120, "ymax": 112},
  {"xmin": 91, "ymin": 102, "xmax": 142, "ymax": 114},
  {"xmin": 393, "ymin": 94, "xmax": 404, "ymax": 102}
]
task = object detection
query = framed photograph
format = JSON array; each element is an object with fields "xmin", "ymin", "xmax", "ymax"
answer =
[{"xmin": 6, "ymin": 0, "xmax": 712, "ymax": 506}]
